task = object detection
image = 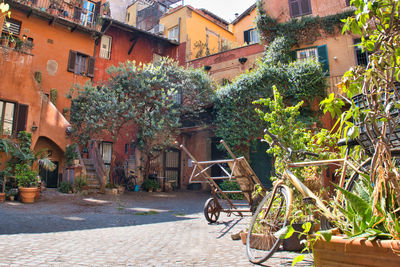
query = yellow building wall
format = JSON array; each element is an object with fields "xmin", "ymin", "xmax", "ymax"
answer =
[
  {"xmin": 126, "ymin": 2, "xmax": 138, "ymax": 26},
  {"xmin": 233, "ymin": 8, "xmax": 258, "ymax": 45},
  {"xmin": 160, "ymin": 7, "xmax": 235, "ymax": 61}
]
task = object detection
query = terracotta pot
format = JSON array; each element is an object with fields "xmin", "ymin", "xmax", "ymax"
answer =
[
  {"xmin": 240, "ymin": 232, "xmax": 277, "ymax": 251},
  {"xmin": 314, "ymin": 236, "xmax": 400, "ymax": 267},
  {"xmin": 117, "ymin": 186, "xmax": 125, "ymax": 195},
  {"xmin": 0, "ymin": 192, "xmax": 5, "ymax": 202},
  {"xmin": 34, "ymin": 187, "xmax": 40, "ymax": 200},
  {"xmin": 282, "ymin": 223, "xmax": 308, "ymax": 251},
  {"xmin": 19, "ymin": 187, "xmax": 37, "ymax": 203}
]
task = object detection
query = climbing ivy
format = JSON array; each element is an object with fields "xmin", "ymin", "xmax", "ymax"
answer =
[
  {"xmin": 256, "ymin": 0, "xmax": 354, "ymax": 46},
  {"xmin": 214, "ymin": 37, "xmax": 327, "ymax": 156}
]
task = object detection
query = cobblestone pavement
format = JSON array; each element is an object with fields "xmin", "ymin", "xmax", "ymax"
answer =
[{"xmin": 0, "ymin": 190, "xmax": 313, "ymax": 266}]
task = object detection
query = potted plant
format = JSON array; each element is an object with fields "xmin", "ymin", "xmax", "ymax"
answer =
[
  {"xmin": 15, "ymin": 163, "xmax": 39, "ymax": 203},
  {"xmin": 74, "ymin": 176, "xmax": 88, "ymax": 192},
  {"xmin": 142, "ymin": 179, "xmax": 160, "ymax": 192},
  {"xmin": 6, "ymin": 188, "xmax": 18, "ymax": 201},
  {"xmin": 65, "ymin": 143, "xmax": 80, "ymax": 166}
]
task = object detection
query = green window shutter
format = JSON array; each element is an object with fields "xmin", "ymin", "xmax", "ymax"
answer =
[
  {"xmin": 290, "ymin": 50, "xmax": 297, "ymax": 61},
  {"xmin": 244, "ymin": 30, "xmax": 250, "ymax": 44},
  {"xmin": 317, "ymin": 44, "xmax": 329, "ymax": 76}
]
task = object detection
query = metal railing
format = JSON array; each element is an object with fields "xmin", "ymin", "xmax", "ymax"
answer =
[{"xmin": 11, "ymin": 0, "xmax": 100, "ymax": 29}]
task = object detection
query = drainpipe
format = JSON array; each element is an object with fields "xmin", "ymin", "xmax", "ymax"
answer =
[{"xmin": 178, "ymin": 17, "xmax": 181, "ymax": 43}]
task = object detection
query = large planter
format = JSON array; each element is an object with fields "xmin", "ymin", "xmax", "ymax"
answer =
[
  {"xmin": 34, "ymin": 187, "xmax": 40, "ymax": 200},
  {"xmin": 314, "ymin": 236, "xmax": 400, "ymax": 267},
  {"xmin": 0, "ymin": 193, "xmax": 5, "ymax": 202},
  {"xmin": 19, "ymin": 187, "xmax": 37, "ymax": 203},
  {"xmin": 240, "ymin": 232, "xmax": 277, "ymax": 251}
]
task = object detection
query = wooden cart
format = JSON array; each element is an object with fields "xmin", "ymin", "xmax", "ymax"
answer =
[{"xmin": 180, "ymin": 140, "xmax": 267, "ymax": 223}]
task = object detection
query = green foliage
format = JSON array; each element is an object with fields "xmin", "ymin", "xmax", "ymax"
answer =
[
  {"xmin": 34, "ymin": 71, "xmax": 42, "ymax": 84},
  {"xmin": 15, "ymin": 163, "xmax": 38, "ymax": 188},
  {"xmin": 64, "ymin": 144, "xmax": 79, "ymax": 166},
  {"xmin": 74, "ymin": 176, "xmax": 87, "ymax": 192},
  {"xmin": 50, "ymin": 89, "xmax": 58, "ymax": 105},
  {"xmin": 219, "ymin": 180, "xmax": 244, "ymax": 200},
  {"xmin": 70, "ymin": 57, "xmax": 214, "ymax": 180},
  {"xmin": 256, "ymin": 0, "xmax": 353, "ymax": 46},
  {"xmin": 215, "ymin": 37, "xmax": 327, "ymax": 155},
  {"xmin": 59, "ymin": 181, "xmax": 73, "ymax": 194},
  {"xmin": 141, "ymin": 179, "xmax": 160, "ymax": 191}
]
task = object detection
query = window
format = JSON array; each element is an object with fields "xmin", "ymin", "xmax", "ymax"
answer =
[
  {"xmin": 127, "ymin": 12, "xmax": 130, "ymax": 23},
  {"xmin": 80, "ymin": 0, "xmax": 98, "ymax": 27},
  {"xmin": 289, "ymin": 0, "xmax": 312, "ymax": 18},
  {"xmin": 67, "ymin": 50, "xmax": 95, "ymax": 77},
  {"xmin": 168, "ymin": 26, "xmax": 179, "ymax": 42},
  {"xmin": 244, "ymin": 28, "xmax": 260, "ymax": 44},
  {"xmin": 2, "ymin": 18, "xmax": 21, "ymax": 36},
  {"xmin": 293, "ymin": 45, "xmax": 330, "ymax": 76},
  {"xmin": 296, "ymin": 47, "xmax": 317, "ymax": 61},
  {"xmin": 354, "ymin": 38, "xmax": 369, "ymax": 66},
  {"xmin": 99, "ymin": 35, "xmax": 112, "ymax": 59},
  {"xmin": 0, "ymin": 100, "xmax": 28, "ymax": 136},
  {"xmin": 346, "ymin": 0, "xmax": 351, "ymax": 6}
]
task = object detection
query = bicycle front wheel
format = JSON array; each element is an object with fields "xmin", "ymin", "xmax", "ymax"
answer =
[{"xmin": 246, "ymin": 185, "xmax": 291, "ymax": 264}]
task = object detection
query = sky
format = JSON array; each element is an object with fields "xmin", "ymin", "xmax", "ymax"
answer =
[{"xmin": 180, "ymin": 0, "xmax": 257, "ymax": 22}]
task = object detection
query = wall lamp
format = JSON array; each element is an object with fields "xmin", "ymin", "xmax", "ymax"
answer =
[
  {"xmin": 238, "ymin": 57, "xmax": 248, "ymax": 64},
  {"xmin": 31, "ymin": 123, "xmax": 38, "ymax": 132}
]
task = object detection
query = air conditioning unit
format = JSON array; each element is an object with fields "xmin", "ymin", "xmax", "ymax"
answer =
[{"xmin": 154, "ymin": 24, "xmax": 165, "ymax": 35}]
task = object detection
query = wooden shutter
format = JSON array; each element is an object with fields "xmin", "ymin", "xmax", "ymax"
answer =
[
  {"xmin": 15, "ymin": 104, "xmax": 28, "ymax": 134},
  {"xmin": 244, "ymin": 30, "xmax": 250, "ymax": 44},
  {"xmin": 73, "ymin": 7, "xmax": 82, "ymax": 21},
  {"xmin": 87, "ymin": 57, "xmax": 95, "ymax": 78},
  {"xmin": 289, "ymin": 0, "xmax": 300, "ymax": 17},
  {"xmin": 300, "ymin": 0, "xmax": 312, "ymax": 15},
  {"xmin": 317, "ymin": 45, "xmax": 330, "ymax": 76},
  {"xmin": 67, "ymin": 50, "xmax": 77, "ymax": 72},
  {"xmin": 2, "ymin": 18, "xmax": 21, "ymax": 36}
]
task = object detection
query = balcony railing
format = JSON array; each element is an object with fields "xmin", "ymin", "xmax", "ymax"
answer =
[{"xmin": 11, "ymin": 0, "xmax": 101, "ymax": 29}]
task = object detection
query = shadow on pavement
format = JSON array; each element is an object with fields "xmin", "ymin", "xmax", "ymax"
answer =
[{"xmin": 0, "ymin": 190, "xmax": 213, "ymax": 235}]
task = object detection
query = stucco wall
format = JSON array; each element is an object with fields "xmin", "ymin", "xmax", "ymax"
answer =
[
  {"xmin": 188, "ymin": 43, "xmax": 264, "ymax": 84},
  {"xmin": 10, "ymin": 9, "xmax": 95, "ymax": 115},
  {"xmin": 263, "ymin": 0, "xmax": 351, "ymax": 23},
  {"xmin": 0, "ymin": 48, "xmax": 70, "ymax": 154},
  {"xmin": 233, "ymin": 7, "xmax": 258, "ymax": 45},
  {"xmin": 160, "ymin": 6, "xmax": 235, "ymax": 61}
]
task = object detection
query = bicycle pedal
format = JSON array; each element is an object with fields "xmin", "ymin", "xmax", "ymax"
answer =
[{"xmin": 303, "ymin": 197, "xmax": 316, "ymax": 205}]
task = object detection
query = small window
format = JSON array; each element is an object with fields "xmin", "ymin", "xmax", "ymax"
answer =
[
  {"xmin": 0, "ymin": 100, "xmax": 28, "ymax": 136},
  {"xmin": 127, "ymin": 12, "xmax": 130, "ymax": 23},
  {"xmin": 354, "ymin": 38, "xmax": 369, "ymax": 66},
  {"xmin": 168, "ymin": 26, "xmax": 179, "ymax": 42},
  {"xmin": 2, "ymin": 18, "xmax": 21, "ymax": 36},
  {"xmin": 99, "ymin": 35, "xmax": 112, "ymax": 59},
  {"xmin": 67, "ymin": 50, "xmax": 95, "ymax": 77},
  {"xmin": 289, "ymin": 0, "xmax": 312, "ymax": 18},
  {"xmin": 244, "ymin": 29, "xmax": 260, "ymax": 44},
  {"xmin": 0, "ymin": 101, "xmax": 15, "ymax": 135},
  {"xmin": 296, "ymin": 47, "xmax": 318, "ymax": 61}
]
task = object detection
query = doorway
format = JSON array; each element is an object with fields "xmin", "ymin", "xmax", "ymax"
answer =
[
  {"xmin": 249, "ymin": 140, "xmax": 273, "ymax": 188},
  {"xmin": 39, "ymin": 161, "xmax": 59, "ymax": 188}
]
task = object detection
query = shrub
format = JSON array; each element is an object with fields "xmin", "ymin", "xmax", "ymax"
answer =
[
  {"xmin": 142, "ymin": 179, "xmax": 160, "ymax": 191},
  {"xmin": 59, "ymin": 181, "xmax": 73, "ymax": 193},
  {"xmin": 219, "ymin": 180, "xmax": 244, "ymax": 200},
  {"xmin": 74, "ymin": 176, "xmax": 87, "ymax": 192}
]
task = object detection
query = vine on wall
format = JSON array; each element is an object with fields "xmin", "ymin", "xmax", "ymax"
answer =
[{"xmin": 256, "ymin": 0, "xmax": 354, "ymax": 46}]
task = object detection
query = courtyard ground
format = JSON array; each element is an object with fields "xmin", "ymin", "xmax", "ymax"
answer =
[{"xmin": 0, "ymin": 190, "xmax": 312, "ymax": 266}]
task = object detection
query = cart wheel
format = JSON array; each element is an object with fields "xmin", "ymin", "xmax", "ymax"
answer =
[{"xmin": 204, "ymin": 197, "xmax": 220, "ymax": 223}]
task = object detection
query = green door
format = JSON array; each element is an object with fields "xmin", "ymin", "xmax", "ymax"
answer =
[{"xmin": 249, "ymin": 140, "xmax": 272, "ymax": 188}]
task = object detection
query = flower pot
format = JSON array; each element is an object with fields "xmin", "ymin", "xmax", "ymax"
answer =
[
  {"xmin": 313, "ymin": 236, "xmax": 400, "ymax": 267},
  {"xmin": 117, "ymin": 185, "xmax": 125, "ymax": 195},
  {"xmin": 240, "ymin": 232, "xmax": 277, "ymax": 251},
  {"xmin": 148, "ymin": 188, "xmax": 153, "ymax": 192},
  {"xmin": 19, "ymin": 187, "xmax": 37, "ymax": 203},
  {"xmin": 0, "ymin": 193, "xmax": 5, "ymax": 202},
  {"xmin": 34, "ymin": 187, "xmax": 40, "ymax": 200},
  {"xmin": 9, "ymin": 195, "xmax": 14, "ymax": 201}
]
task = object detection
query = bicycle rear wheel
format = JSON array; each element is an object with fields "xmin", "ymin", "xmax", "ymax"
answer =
[
  {"xmin": 246, "ymin": 185, "xmax": 291, "ymax": 264},
  {"xmin": 345, "ymin": 158, "xmax": 371, "ymax": 192}
]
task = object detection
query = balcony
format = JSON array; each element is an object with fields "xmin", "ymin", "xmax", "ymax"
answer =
[{"xmin": 9, "ymin": 0, "xmax": 103, "ymax": 31}]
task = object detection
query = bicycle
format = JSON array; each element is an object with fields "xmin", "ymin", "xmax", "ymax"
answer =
[{"xmin": 246, "ymin": 129, "xmax": 370, "ymax": 264}]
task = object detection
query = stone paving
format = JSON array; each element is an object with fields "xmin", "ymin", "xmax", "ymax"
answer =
[{"xmin": 0, "ymin": 190, "xmax": 313, "ymax": 266}]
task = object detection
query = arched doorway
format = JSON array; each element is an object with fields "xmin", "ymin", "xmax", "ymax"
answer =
[{"xmin": 33, "ymin": 136, "xmax": 64, "ymax": 188}]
